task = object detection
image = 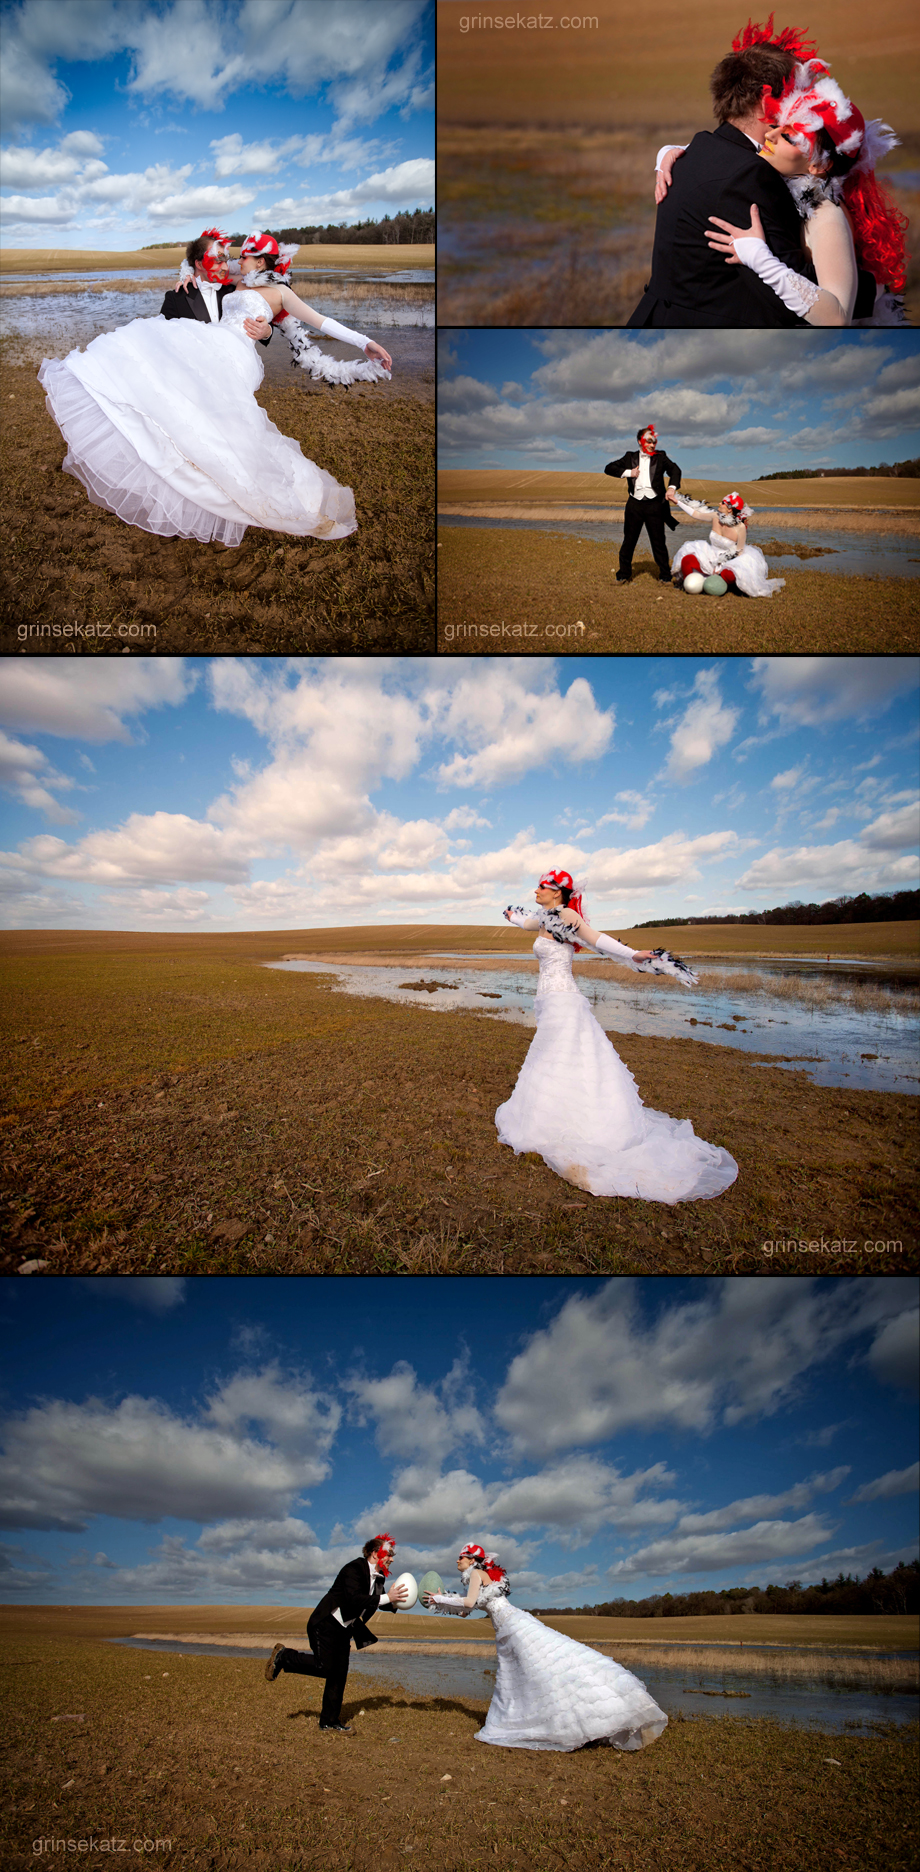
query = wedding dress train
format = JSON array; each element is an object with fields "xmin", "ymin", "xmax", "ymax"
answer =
[
  {"xmin": 496, "ymin": 935, "xmax": 738, "ymax": 1202},
  {"xmin": 430, "ymin": 1574, "xmax": 668, "ymax": 1752},
  {"xmin": 38, "ymin": 289, "xmax": 356, "ymax": 547}
]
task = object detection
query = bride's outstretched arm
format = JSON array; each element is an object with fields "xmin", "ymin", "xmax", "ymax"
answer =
[
  {"xmin": 706, "ymin": 203, "xmax": 850, "ymax": 325},
  {"xmin": 274, "ymin": 286, "xmax": 393, "ymax": 370},
  {"xmin": 503, "ymin": 906, "xmax": 541, "ymax": 928},
  {"xmin": 558, "ymin": 909, "xmax": 654, "ymax": 962}
]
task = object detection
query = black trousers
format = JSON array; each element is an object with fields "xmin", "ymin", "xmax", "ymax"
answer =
[
  {"xmin": 277, "ymin": 1616, "xmax": 351, "ymax": 1725},
  {"xmin": 619, "ymin": 497, "xmax": 671, "ymax": 578}
]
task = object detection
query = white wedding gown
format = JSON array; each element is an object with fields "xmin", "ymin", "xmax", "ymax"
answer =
[
  {"xmin": 431, "ymin": 1574, "xmax": 668, "ymax": 1752},
  {"xmin": 496, "ymin": 936, "xmax": 738, "ymax": 1201},
  {"xmin": 37, "ymin": 289, "xmax": 356, "ymax": 547}
]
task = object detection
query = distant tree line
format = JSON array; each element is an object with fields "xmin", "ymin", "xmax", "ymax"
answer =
[
  {"xmin": 757, "ymin": 459, "xmax": 920, "ymax": 479},
  {"xmin": 142, "ymin": 210, "xmax": 434, "ymax": 252},
  {"xmin": 232, "ymin": 209, "xmax": 434, "ymax": 246},
  {"xmin": 534, "ymin": 1560, "xmax": 919, "ymax": 1620},
  {"xmin": 634, "ymin": 890, "xmax": 920, "ymax": 929}
]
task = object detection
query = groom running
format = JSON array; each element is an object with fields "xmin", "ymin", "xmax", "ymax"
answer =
[
  {"xmin": 605, "ymin": 425, "xmax": 681, "ymax": 584},
  {"xmin": 264, "ymin": 1534, "xmax": 408, "ymax": 1735}
]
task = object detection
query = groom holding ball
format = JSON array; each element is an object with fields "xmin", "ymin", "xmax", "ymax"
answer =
[{"xmin": 265, "ymin": 1534, "xmax": 412, "ymax": 1734}]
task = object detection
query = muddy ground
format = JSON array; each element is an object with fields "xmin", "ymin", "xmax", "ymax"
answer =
[
  {"xmin": 2, "ymin": 945, "xmax": 916, "ymax": 1275},
  {"xmin": 436, "ymin": 529, "xmax": 919, "ymax": 654},
  {"xmin": 1, "ymin": 1624, "xmax": 916, "ymax": 1872},
  {"xmin": 0, "ymin": 359, "xmax": 434, "ymax": 654}
]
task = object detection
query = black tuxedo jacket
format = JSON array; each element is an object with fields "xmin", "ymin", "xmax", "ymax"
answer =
[
  {"xmin": 628, "ymin": 124, "xmax": 820, "ymax": 328},
  {"xmin": 605, "ymin": 449, "xmax": 681, "ymax": 527},
  {"xmin": 158, "ymin": 280, "xmax": 273, "ymax": 346},
  {"xmin": 308, "ymin": 1556, "xmax": 394, "ymax": 1651}
]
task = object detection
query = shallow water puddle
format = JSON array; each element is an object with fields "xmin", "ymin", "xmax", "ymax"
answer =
[
  {"xmin": 107, "ymin": 1638, "xmax": 918, "ymax": 1736},
  {"xmin": 436, "ymin": 514, "xmax": 920, "ymax": 580},
  {"xmin": 265, "ymin": 958, "xmax": 919, "ymax": 1095}
]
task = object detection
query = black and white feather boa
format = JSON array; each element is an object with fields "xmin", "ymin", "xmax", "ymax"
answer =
[{"xmin": 504, "ymin": 906, "xmax": 699, "ymax": 985}]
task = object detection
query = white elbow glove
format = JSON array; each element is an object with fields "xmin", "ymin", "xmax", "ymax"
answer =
[
  {"xmin": 594, "ymin": 932, "xmax": 642, "ymax": 965},
  {"xmin": 503, "ymin": 905, "xmax": 531, "ymax": 926},
  {"xmin": 733, "ymin": 237, "xmax": 821, "ymax": 316},
  {"xmin": 320, "ymin": 315, "xmax": 371, "ymax": 351},
  {"xmin": 428, "ymin": 1592, "xmax": 469, "ymax": 1617}
]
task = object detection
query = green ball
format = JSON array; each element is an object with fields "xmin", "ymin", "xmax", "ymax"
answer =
[{"xmin": 702, "ymin": 575, "xmax": 728, "ymax": 595}]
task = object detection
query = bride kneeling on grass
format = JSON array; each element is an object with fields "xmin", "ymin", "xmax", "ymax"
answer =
[
  {"xmin": 424, "ymin": 1544, "xmax": 668, "ymax": 1752},
  {"xmin": 667, "ymin": 488, "xmax": 785, "ymax": 597}
]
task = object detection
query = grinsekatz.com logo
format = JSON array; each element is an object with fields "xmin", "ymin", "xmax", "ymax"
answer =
[{"xmin": 32, "ymin": 1838, "xmax": 173, "ymax": 1857}]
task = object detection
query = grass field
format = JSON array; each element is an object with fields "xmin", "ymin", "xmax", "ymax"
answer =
[
  {"xmin": 1, "ymin": 1612, "xmax": 917, "ymax": 1872},
  {"xmin": 0, "ymin": 245, "xmax": 435, "ymax": 273},
  {"xmin": 438, "ymin": 471, "xmax": 920, "ymax": 516},
  {"xmin": 0, "ymin": 364, "xmax": 434, "ymax": 654},
  {"xmin": 437, "ymin": 4, "xmax": 918, "ymax": 324},
  {"xmin": 436, "ymin": 527, "xmax": 919, "ymax": 654},
  {"xmin": 2, "ymin": 927, "xmax": 916, "ymax": 1274}
]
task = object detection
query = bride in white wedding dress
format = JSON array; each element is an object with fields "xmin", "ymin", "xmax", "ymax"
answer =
[
  {"xmin": 497, "ymin": 871, "xmax": 738, "ymax": 1203},
  {"xmin": 36, "ymin": 233, "xmax": 384, "ymax": 547},
  {"xmin": 424, "ymin": 1545, "xmax": 668, "ymax": 1753}
]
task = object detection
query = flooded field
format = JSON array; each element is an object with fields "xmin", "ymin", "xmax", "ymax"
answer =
[
  {"xmin": 437, "ymin": 514, "xmax": 920, "ymax": 581},
  {"xmin": 108, "ymin": 1636, "xmax": 919, "ymax": 1738},
  {"xmin": 266, "ymin": 953, "xmax": 920, "ymax": 1095}
]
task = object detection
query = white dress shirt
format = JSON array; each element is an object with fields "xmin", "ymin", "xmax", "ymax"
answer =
[
  {"xmin": 196, "ymin": 277, "xmax": 221, "ymax": 323},
  {"xmin": 627, "ymin": 451, "xmax": 656, "ymax": 500}
]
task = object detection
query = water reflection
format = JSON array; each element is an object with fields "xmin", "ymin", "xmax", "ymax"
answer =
[
  {"xmin": 436, "ymin": 514, "xmax": 920, "ymax": 580},
  {"xmin": 106, "ymin": 1638, "xmax": 918, "ymax": 1736},
  {"xmin": 265, "ymin": 955, "xmax": 919, "ymax": 1095}
]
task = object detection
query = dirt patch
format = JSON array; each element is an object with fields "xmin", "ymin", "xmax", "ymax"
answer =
[
  {"xmin": 0, "ymin": 363, "xmax": 434, "ymax": 653},
  {"xmin": 1, "ymin": 1627, "xmax": 916, "ymax": 1872},
  {"xmin": 436, "ymin": 528, "xmax": 918, "ymax": 653},
  {"xmin": 1, "ymin": 946, "xmax": 916, "ymax": 1274}
]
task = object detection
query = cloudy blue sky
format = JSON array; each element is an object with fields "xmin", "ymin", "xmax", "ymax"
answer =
[
  {"xmin": 1, "ymin": 657, "xmax": 918, "ymax": 930},
  {"xmin": 0, "ymin": 0, "xmax": 434, "ymax": 249},
  {"xmin": 1, "ymin": 1276, "xmax": 916, "ymax": 1608},
  {"xmin": 438, "ymin": 330, "xmax": 920, "ymax": 481}
]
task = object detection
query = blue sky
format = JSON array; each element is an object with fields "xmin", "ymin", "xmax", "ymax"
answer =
[
  {"xmin": 1, "ymin": 1276, "xmax": 916, "ymax": 1607},
  {"xmin": 0, "ymin": 658, "xmax": 918, "ymax": 931},
  {"xmin": 438, "ymin": 330, "xmax": 920, "ymax": 481},
  {"xmin": 0, "ymin": 0, "xmax": 434, "ymax": 250}
]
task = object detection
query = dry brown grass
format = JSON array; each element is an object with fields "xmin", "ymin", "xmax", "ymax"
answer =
[
  {"xmin": 0, "ymin": 245, "xmax": 435, "ymax": 273},
  {"xmin": 436, "ymin": 528, "xmax": 919, "ymax": 654},
  {"xmin": 438, "ymin": 470, "xmax": 920, "ymax": 514},
  {"xmin": 1, "ymin": 1622, "xmax": 917, "ymax": 1872},
  {"xmin": 1, "ymin": 934, "xmax": 917, "ymax": 1273},
  {"xmin": 0, "ymin": 363, "xmax": 434, "ymax": 653}
]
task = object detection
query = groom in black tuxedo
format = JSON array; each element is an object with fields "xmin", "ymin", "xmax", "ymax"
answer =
[
  {"xmin": 627, "ymin": 40, "xmax": 817, "ymax": 327},
  {"xmin": 159, "ymin": 231, "xmax": 273, "ymax": 347},
  {"xmin": 264, "ymin": 1535, "xmax": 409, "ymax": 1734},
  {"xmin": 605, "ymin": 425, "xmax": 680, "ymax": 583}
]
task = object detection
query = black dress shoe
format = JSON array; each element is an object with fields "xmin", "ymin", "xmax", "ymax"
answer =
[
  {"xmin": 615, "ymin": 571, "xmax": 632, "ymax": 583},
  {"xmin": 319, "ymin": 1722, "xmax": 354, "ymax": 1735},
  {"xmin": 265, "ymin": 1643, "xmax": 287, "ymax": 1682}
]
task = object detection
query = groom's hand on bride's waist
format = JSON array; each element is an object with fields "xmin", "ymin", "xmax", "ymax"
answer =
[{"xmin": 244, "ymin": 316, "xmax": 272, "ymax": 341}]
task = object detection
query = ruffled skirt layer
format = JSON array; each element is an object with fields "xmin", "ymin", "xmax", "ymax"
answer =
[
  {"xmin": 38, "ymin": 315, "xmax": 356, "ymax": 545},
  {"xmin": 477, "ymin": 1598, "xmax": 668, "ymax": 1752},
  {"xmin": 673, "ymin": 538, "xmax": 784, "ymax": 596},
  {"xmin": 495, "ymin": 988, "xmax": 737, "ymax": 1202}
]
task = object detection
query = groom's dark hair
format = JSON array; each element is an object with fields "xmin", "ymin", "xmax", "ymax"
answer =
[
  {"xmin": 186, "ymin": 235, "xmax": 213, "ymax": 269},
  {"xmin": 710, "ymin": 46, "xmax": 796, "ymax": 124}
]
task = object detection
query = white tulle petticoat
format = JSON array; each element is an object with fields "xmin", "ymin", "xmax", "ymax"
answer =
[
  {"xmin": 673, "ymin": 530, "xmax": 784, "ymax": 597},
  {"xmin": 495, "ymin": 938, "xmax": 738, "ymax": 1202},
  {"xmin": 38, "ymin": 293, "xmax": 356, "ymax": 546},
  {"xmin": 480, "ymin": 1597, "xmax": 668, "ymax": 1752}
]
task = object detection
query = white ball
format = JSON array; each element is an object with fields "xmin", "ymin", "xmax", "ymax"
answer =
[
  {"xmin": 391, "ymin": 1570, "xmax": 418, "ymax": 1609},
  {"xmin": 682, "ymin": 572, "xmax": 705, "ymax": 594}
]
